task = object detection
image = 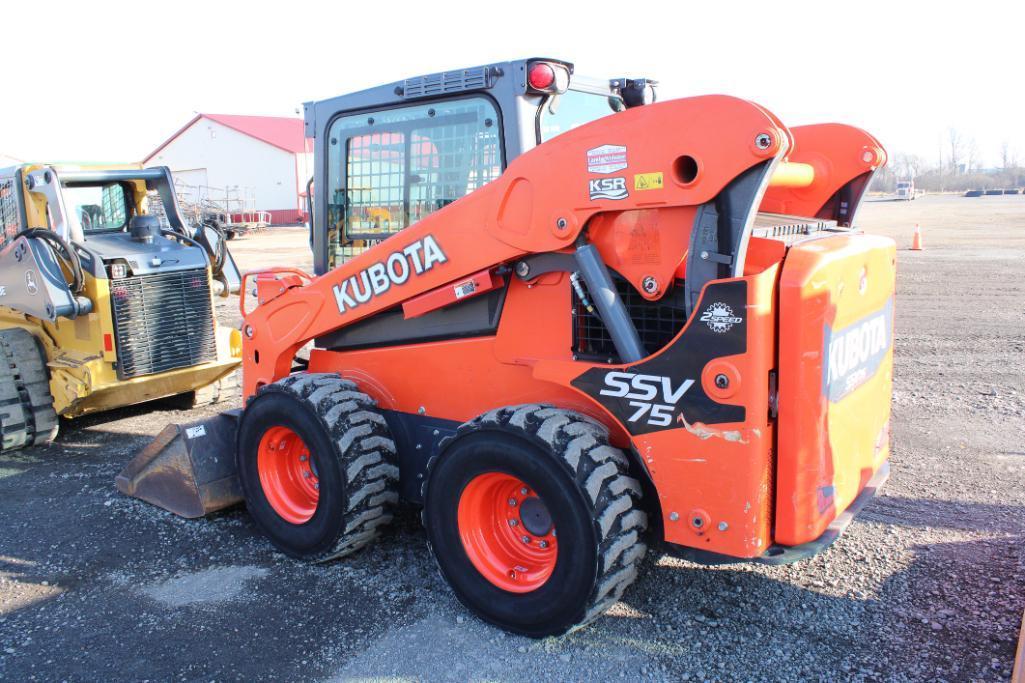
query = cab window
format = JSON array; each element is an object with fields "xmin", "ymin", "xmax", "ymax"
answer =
[
  {"xmin": 326, "ymin": 97, "xmax": 502, "ymax": 267},
  {"xmin": 539, "ymin": 89, "xmax": 623, "ymax": 142},
  {"xmin": 62, "ymin": 182, "xmax": 129, "ymax": 233}
]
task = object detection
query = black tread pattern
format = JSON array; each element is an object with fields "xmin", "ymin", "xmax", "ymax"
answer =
[
  {"xmin": 258, "ymin": 373, "xmax": 399, "ymax": 561},
  {"xmin": 0, "ymin": 328, "xmax": 57, "ymax": 452},
  {"xmin": 429, "ymin": 403, "xmax": 648, "ymax": 631}
]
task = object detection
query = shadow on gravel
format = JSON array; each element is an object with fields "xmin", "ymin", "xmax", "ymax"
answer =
[
  {"xmin": 58, "ymin": 395, "xmax": 208, "ymax": 435},
  {"xmin": 611, "ymin": 534, "xmax": 1025, "ymax": 681},
  {"xmin": 862, "ymin": 494, "xmax": 1025, "ymax": 534}
]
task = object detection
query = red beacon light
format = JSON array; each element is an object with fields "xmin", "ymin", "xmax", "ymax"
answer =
[
  {"xmin": 526, "ymin": 60, "xmax": 570, "ymax": 94},
  {"xmin": 528, "ymin": 62, "xmax": 556, "ymax": 90}
]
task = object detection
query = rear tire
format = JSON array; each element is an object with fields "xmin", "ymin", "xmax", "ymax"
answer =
[
  {"xmin": 423, "ymin": 404, "xmax": 647, "ymax": 637},
  {"xmin": 0, "ymin": 328, "xmax": 58, "ymax": 452},
  {"xmin": 236, "ymin": 373, "xmax": 399, "ymax": 561}
]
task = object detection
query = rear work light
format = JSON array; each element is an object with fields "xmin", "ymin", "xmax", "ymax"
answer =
[{"xmin": 526, "ymin": 61, "xmax": 570, "ymax": 94}]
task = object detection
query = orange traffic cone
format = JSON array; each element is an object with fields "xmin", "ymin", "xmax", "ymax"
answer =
[{"xmin": 911, "ymin": 223, "xmax": 923, "ymax": 251}]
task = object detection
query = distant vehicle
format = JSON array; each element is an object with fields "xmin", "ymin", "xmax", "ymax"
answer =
[{"xmin": 895, "ymin": 179, "xmax": 916, "ymax": 200}]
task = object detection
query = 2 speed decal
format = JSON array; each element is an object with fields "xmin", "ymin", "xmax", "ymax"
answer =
[{"xmin": 700, "ymin": 303, "xmax": 742, "ymax": 333}]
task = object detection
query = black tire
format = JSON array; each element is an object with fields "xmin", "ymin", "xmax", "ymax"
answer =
[
  {"xmin": 0, "ymin": 328, "xmax": 58, "ymax": 452},
  {"xmin": 236, "ymin": 373, "xmax": 399, "ymax": 561},
  {"xmin": 423, "ymin": 404, "xmax": 647, "ymax": 637}
]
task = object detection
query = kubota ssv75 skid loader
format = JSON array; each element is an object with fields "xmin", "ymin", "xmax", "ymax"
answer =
[{"xmin": 120, "ymin": 58, "xmax": 895, "ymax": 637}]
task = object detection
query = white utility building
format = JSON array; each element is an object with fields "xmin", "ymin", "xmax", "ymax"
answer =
[{"xmin": 144, "ymin": 113, "xmax": 312, "ymax": 224}]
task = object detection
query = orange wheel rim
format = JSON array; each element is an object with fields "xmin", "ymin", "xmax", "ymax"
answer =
[
  {"xmin": 257, "ymin": 426, "xmax": 318, "ymax": 524},
  {"xmin": 457, "ymin": 472, "xmax": 558, "ymax": 593}
]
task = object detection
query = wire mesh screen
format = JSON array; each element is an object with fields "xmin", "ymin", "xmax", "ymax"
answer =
[
  {"xmin": 574, "ymin": 276, "xmax": 689, "ymax": 363},
  {"xmin": 345, "ymin": 132, "xmax": 406, "ymax": 236},
  {"xmin": 327, "ymin": 97, "xmax": 502, "ymax": 267},
  {"xmin": 0, "ymin": 176, "xmax": 22, "ymax": 248}
]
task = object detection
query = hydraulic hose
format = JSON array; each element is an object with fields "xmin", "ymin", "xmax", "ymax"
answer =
[
  {"xmin": 198, "ymin": 220, "xmax": 229, "ymax": 278},
  {"xmin": 163, "ymin": 227, "xmax": 230, "ymax": 295},
  {"xmin": 15, "ymin": 228, "xmax": 85, "ymax": 294}
]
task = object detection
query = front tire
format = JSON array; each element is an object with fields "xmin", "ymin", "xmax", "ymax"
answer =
[
  {"xmin": 236, "ymin": 373, "xmax": 399, "ymax": 561},
  {"xmin": 423, "ymin": 404, "xmax": 647, "ymax": 637}
]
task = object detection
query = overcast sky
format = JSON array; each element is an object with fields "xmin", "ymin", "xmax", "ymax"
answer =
[{"xmin": 3, "ymin": 0, "xmax": 1023, "ymax": 168}]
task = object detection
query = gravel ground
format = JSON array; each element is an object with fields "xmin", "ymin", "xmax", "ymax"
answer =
[{"xmin": 0, "ymin": 194, "xmax": 1023, "ymax": 682}]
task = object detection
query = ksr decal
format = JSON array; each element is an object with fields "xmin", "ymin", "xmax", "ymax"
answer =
[{"xmin": 588, "ymin": 177, "xmax": 628, "ymax": 201}]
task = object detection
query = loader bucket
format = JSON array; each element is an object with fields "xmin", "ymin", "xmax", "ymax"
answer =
[{"xmin": 115, "ymin": 410, "xmax": 243, "ymax": 518}]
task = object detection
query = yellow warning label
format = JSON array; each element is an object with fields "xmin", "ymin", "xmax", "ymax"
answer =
[{"xmin": 634, "ymin": 172, "xmax": 664, "ymax": 191}]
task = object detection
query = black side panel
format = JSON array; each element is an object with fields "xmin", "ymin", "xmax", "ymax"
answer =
[
  {"xmin": 318, "ymin": 285, "xmax": 507, "ymax": 352},
  {"xmin": 572, "ymin": 280, "xmax": 747, "ymax": 436},
  {"xmin": 381, "ymin": 409, "xmax": 459, "ymax": 503}
]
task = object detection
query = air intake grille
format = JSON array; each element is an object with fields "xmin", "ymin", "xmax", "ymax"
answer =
[
  {"xmin": 402, "ymin": 67, "xmax": 492, "ymax": 98},
  {"xmin": 110, "ymin": 269, "xmax": 217, "ymax": 379},
  {"xmin": 751, "ymin": 212, "xmax": 840, "ymax": 244},
  {"xmin": 573, "ymin": 276, "xmax": 688, "ymax": 363}
]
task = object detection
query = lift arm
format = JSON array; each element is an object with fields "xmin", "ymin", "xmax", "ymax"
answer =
[{"xmin": 239, "ymin": 95, "xmax": 799, "ymax": 396}]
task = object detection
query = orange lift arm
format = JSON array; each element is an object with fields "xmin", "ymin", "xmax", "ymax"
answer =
[{"xmin": 238, "ymin": 95, "xmax": 792, "ymax": 397}]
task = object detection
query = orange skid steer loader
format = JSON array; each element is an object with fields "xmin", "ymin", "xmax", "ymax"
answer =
[{"xmin": 117, "ymin": 58, "xmax": 895, "ymax": 636}]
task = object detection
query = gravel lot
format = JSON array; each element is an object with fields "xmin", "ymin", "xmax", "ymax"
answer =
[{"xmin": 1, "ymin": 194, "xmax": 1023, "ymax": 682}]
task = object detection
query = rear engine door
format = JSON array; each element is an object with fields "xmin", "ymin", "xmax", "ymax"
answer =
[{"xmin": 775, "ymin": 233, "xmax": 896, "ymax": 546}]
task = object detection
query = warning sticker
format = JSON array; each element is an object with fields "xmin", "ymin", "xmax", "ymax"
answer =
[
  {"xmin": 185, "ymin": 425, "xmax": 207, "ymax": 439},
  {"xmin": 586, "ymin": 145, "xmax": 627, "ymax": 174},
  {"xmin": 453, "ymin": 280, "xmax": 477, "ymax": 299},
  {"xmin": 634, "ymin": 172, "xmax": 664, "ymax": 191}
]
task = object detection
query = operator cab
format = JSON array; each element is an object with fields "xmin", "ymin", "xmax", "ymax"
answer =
[{"xmin": 305, "ymin": 58, "xmax": 655, "ymax": 274}]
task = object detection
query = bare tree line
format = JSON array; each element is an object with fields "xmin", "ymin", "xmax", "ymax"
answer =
[{"xmin": 871, "ymin": 130, "xmax": 1024, "ymax": 193}]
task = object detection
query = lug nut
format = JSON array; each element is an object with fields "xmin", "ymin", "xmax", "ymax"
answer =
[
  {"xmin": 300, "ymin": 455, "xmax": 308, "ymax": 462},
  {"xmin": 509, "ymin": 519, "xmax": 518, "ymax": 527},
  {"xmin": 520, "ymin": 487, "xmax": 528, "ymax": 495},
  {"xmin": 314, "ymin": 483, "xmax": 319, "ymax": 490},
  {"xmin": 521, "ymin": 536, "xmax": 531, "ymax": 544},
  {"xmin": 539, "ymin": 540, "xmax": 549, "ymax": 549},
  {"xmin": 508, "ymin": 498, "xmax": 517, "ymax": 506},
  {"xmin": 303, "ymin": 471, "xmax": 310, "ymax": 478}
]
